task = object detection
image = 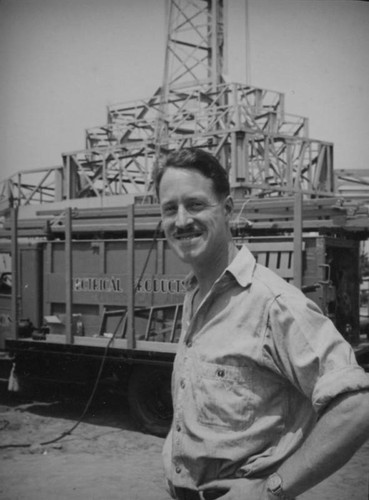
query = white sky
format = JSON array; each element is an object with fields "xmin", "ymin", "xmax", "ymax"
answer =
[{"xmin": 0, "ymin": 0, "xmax": 368, "ymax": 181}]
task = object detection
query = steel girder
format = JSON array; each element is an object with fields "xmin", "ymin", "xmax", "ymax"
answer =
[
  {"xmin": 335, "ymin": 169, "xmax": 369, "ymax": 206},
  {"xmin": 86, "ymin": 83, "xmax": 308, "ymax": 148}
]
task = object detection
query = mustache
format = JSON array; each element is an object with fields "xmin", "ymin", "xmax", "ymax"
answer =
[{"xmin": 172, "ymin": 226, "xmax": 202, "ymax": 238}]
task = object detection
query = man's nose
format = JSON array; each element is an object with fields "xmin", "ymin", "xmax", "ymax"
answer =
[{"xmin": 175, "ymin": 205, "xmax": 193, "ymax": 228}]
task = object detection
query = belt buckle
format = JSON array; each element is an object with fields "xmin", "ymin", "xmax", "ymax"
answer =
[
  {"xmin": 175, "ymin": 487, "xmax": 222, "ymax": 500},
  {"xmin": 174, "ymin": 487, "xmax": 202, "ymax": 500},
  {"xmin": 202, "ymin": 489, "xmax": 224, "ymax": 500}
]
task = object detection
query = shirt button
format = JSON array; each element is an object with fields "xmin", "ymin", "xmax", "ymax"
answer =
[
  {"xmin": 217, "ymin": 368, "xmax": 225, "ymax": 378},
  {"xmin": 176, "ymin": 424, "xmax": 181, "ymax": 432},
  {"xmin": 175, "ymin": 466, "xmax": 181, "ymax": 474},
  {"xmin": 180, "ymin": 379, "xmax": 186, "ymax": 389}
]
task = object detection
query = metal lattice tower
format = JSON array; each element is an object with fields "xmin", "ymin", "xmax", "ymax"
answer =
[
  {"xmin": 162, "ymin": 0, "xmax": 224, "ymax": 93},
  {"xmin": 0, "ymin": 0, "xmax": 347, "ymax": 216}
]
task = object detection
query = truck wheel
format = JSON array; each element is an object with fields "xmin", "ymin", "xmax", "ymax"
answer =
[{"xmin": 127, "ymin": 365, "xmax": 173, "ymax": 437}]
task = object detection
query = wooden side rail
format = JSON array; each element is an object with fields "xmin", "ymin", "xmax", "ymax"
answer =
[{"xmin": 247, "ymin": 241, "xmax": 297, "ymax": 283}]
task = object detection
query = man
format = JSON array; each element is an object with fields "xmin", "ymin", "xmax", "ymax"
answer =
[{"xmin": 155, "ymin": 147, "xmax": 369, "ymax": 500}]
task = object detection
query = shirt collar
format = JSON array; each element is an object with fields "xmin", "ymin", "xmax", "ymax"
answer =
[
  {"xmin": 184, "ymin": 245, "xmax": 255, "ymax": 291},
  {"xmin": 227, "ymin": 245, "xmax": 255, "ymax": 288},
  {"xmin": 183, "ymin": 272, "xmax": 197, "ymax": 291}
]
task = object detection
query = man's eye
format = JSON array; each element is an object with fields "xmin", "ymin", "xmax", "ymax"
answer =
[
  {"xmin": 162, "ymin": 206, "xmax": 177, "ymax": 216},
  {"xmin": 187, "ymin": 201, "xmax": 205, "ymax": 213}
]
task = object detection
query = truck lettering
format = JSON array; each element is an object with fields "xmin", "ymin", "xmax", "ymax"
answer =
[
  {"xmin": 111, "ymin": 277, "xmax": 122, "ymax": 292},
  {"xmin": 72, "ymin": 277, "xmax": 123, "ymax": 293},
  {"xmin": 72, "ymin": 277, "xmax": 185, "ymax": 294},
  {"xmin": 135, "ymin": 278, "xmax": 186, "ymax": 295}
]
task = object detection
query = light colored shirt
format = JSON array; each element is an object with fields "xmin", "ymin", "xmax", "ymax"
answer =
[{"xmin": 162, "ymin": 245, "xmax": 369, "ymax": 490}]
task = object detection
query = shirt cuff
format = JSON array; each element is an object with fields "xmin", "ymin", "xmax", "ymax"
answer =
[{"xmin": 312, "ymin": 365, "xmax": 369, "ymax": 414}]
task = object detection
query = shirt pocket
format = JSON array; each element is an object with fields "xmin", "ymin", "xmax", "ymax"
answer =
[{"xmin": 193, "ymin": 360, "xmax": 255, "ymax": 431}]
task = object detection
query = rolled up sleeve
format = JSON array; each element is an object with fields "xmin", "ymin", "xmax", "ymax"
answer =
[
  {"xmin": 268, "ymin": 292, "xmax": 369, "ymax": 414},
  {"xmin": 312, "ymin": 364, "xmax": 369, "ymax": 414}
]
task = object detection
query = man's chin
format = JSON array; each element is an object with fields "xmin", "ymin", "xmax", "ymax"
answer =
[{"xmin": 170, "ymin": 240, "xmax": 205, "ymax": 263}]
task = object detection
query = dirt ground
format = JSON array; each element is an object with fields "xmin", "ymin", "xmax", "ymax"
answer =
[{"xmin": 0, "ymin": 381, "xmax": 368, "ymax": 500}]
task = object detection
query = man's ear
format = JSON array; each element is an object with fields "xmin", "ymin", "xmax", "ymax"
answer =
[{"xmin": 224, "ymin": 195, "xmax": 234, "ymax": 219}]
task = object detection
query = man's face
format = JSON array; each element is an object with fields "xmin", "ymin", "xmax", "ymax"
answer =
[{"xmin": 159, "ymin": 167, "xmax": 232, "ymax": 267}]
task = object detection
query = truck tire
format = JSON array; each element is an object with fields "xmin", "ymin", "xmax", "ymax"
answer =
[{"xmin": 127, "ymin": 364, "xmax": 173, "ymax": 437}]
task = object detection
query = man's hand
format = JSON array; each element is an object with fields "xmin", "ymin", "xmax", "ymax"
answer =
[{"xmin": 200, "ymin": 477, "xmax": 268, "ymax": 500}]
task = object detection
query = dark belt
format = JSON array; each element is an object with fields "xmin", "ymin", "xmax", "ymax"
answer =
[{"xmin": 174, "ymin": 487, "xmax": 224, "ymax": 500}]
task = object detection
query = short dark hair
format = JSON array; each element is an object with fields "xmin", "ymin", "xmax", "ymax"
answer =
[{"xmin": 154, "ymin": 148, "xmax": 230, "ymax": 199}]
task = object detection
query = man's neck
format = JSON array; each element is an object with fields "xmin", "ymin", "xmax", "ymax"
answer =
[{"xmin": 193, "ymin": 241, "xmax": 238, "ymax": 299}]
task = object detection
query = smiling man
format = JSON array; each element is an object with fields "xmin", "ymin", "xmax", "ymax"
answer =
[
  {"xmin": 155, "ymin": 147, "xmax": 369, "ymax": 500},
  {"xmin": 157, "ymin": 151, "xmax": 235, "ymax": 309}
]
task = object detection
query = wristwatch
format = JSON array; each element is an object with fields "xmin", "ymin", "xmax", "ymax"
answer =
[{"xmin": 266, "ymin": 472, "xmax": 292, "ymax": 500}]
